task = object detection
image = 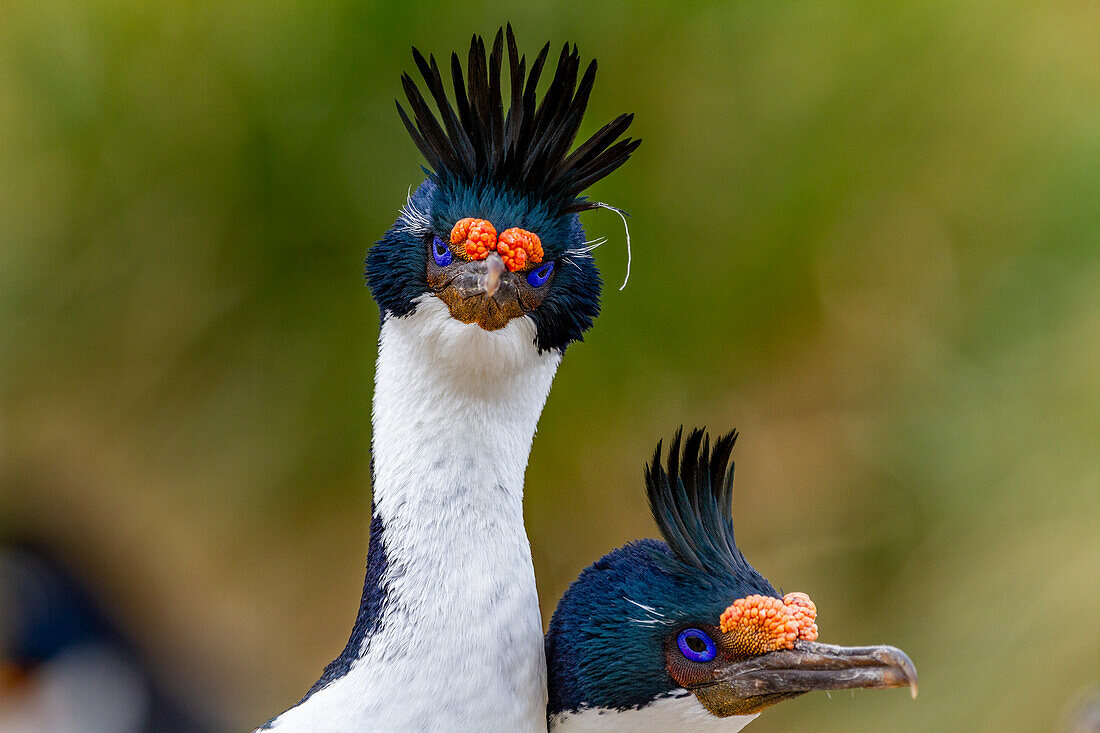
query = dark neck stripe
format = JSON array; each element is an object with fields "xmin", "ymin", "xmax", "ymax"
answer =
[{"xmin": 259, "ymin": 501, "xmax": 390, "ymax": 728}]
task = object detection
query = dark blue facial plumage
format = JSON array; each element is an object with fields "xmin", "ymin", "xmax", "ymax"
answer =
[
  {"xmin": 366, "ymin": 179, "xmax": 603, "ymax": 352},
  {"xmin": 546, "ymin": 539, "xmax": 778, "ymax": 716},
  {"xmin": 545, "ymin": 430, "xmax": 781, "ymax": 717},
  {"xmin": 366, "ymin": 27, "xmax": 637, "ymax": 353}
]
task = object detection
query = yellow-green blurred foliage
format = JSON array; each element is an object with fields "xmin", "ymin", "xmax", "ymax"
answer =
[{"xmin": 2, "ymin": 2, "xmax": 1098, "ymax": 730}]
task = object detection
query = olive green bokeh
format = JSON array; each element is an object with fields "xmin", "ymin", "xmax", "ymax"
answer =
[{"xmin": 1, "ymin": 2, "xmax": 1097, "ymax": 730}]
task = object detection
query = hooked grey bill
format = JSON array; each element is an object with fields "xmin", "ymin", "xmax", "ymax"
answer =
[{"xmin": 716, "ymin": 641, "xmax": 918, "ymax": 699}]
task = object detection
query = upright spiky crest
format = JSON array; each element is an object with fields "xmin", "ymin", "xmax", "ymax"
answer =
[
  {"xmin": 645, "ymin": 428, "xmax": 760, "ymax": 583},
  {"xmin": 397, "ymin": 25, "xmax": 640, "ymax": 217}
]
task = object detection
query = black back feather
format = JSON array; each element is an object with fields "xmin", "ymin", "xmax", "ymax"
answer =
[
  {"xmin": 645, "ymin": 428, "xmax": 750, "ymax": 579},
  {"xmin": 397, "ymin": 25, "xmax": 640, "ymax": 216}
]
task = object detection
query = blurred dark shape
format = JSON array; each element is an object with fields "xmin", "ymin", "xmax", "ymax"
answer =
[{"xmin": 0, "ymin": 542, "xmax": 218, "ymax": 733}]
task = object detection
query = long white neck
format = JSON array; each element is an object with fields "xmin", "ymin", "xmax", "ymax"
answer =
[{"xmin": 264, "ymin": 296, "xmax": 560, "ymax": 732}]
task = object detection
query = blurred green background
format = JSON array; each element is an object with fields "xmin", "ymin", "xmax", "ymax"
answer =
[{"xmin": 2, "ymin": 1, "xmax": 1098, "ymax": 731}]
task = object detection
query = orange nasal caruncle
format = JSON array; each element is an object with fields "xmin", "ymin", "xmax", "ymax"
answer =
[
  {"xmin": 719, "ymin": 592, "xmax": 818, "ymax": 654},
  {"xmin": 782, "ymin": 591, "xmax": 819, "ymax": 642},
  {"xmin": 497, "ymin": 228, "xmax": 543, "ymax": 271},
  {"xmin": 451, "ymin": 218, "xmax": 498, "ymax": 261},
  {"xmin": 449, "ymin": 219, "xmax": 543, "ymax": 272}
]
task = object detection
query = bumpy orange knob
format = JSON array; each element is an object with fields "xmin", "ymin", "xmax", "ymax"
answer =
[
  {"xmin": 719, "ymin": 591, "xmax": 819, "ymax": 654},
  {"xmin": 783, "ymin": 592, "xmax": 818, "ymax": 642},
  {"xmin": 497, "ymin": 228, "xmax": 543, "ymax": 272},
  {"xmin": 719, "ymin": 595, "xmax": 800, "ymax": 654},
  {"xmin": 450, "ymin": 218, "xmax": 498, "ymax": 261}
]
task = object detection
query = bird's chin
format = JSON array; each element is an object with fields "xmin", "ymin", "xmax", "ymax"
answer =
[
  {"xmin": 435, "ymin": 285, "xmax": 524, "ymax": 331},
  {"xmin": 396, "ymin": 295, "xmax": 550, "ymax": 388},
  {"xmin": 691, "ymin": 641, "xmax": 918, "ymax": 717},
  {"xmin": 692, "ymin": 686, "xmax": 804, "ymax": 717},
  {"xmin": 427, "ymin": 253, "xmax": 532, "ymax": 331}
]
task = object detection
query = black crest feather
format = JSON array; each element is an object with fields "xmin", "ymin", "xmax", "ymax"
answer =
[
  {"xmin": 397, "ymin": 25, "xmax": 640, "ymax": 216},
  {"xmin": 645, "ymin": 428, "xmax": 749, "ymax": 578}
]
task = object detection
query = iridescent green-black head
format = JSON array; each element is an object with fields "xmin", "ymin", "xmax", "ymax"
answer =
[
  {"xmin": 367, "ymin": 26, "xmax": 640, "ymax": 352},
  {"xmin": 546, "ymin": 429, "xmax": 917, "ymax": 729}
]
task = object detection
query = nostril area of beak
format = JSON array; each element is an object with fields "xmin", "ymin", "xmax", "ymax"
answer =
[{"xmin": 482, "ymin": 253, "xmax": 505, "ymax": 297}]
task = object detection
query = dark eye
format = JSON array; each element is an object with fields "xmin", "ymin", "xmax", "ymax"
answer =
[
  {"xmin": 432, "ymin": 235, "xmax": 453, "ymax": 267},
  {"xmin": 677, "ymin": 628, "xmax": 717, "ymax": 663},
  {"xmin": 526, "ymin": 261, "xmax": 554, "ymax": 287}
]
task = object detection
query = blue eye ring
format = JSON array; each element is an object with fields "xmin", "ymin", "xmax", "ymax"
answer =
[
  {"xmin": 526, "ymin": 260, "xmax": 554, "ymax": 287},
  {"xmin": 432, "ymin": 235, "xmax": 453, "ymax": 267},
  {"xmin": 677, "ymin": 628, "xmax": 717, "ymax": 663}
]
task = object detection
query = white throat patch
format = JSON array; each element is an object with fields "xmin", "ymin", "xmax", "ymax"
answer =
[{"xmin": 549, "ymin": 693, "xmax": 759, "ymax": 733}]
